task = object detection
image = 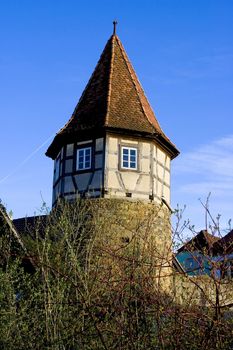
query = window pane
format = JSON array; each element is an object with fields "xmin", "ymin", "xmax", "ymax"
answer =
[
  {"xmin": 130, "ymin": 155, "xmax": 136, "ymax": 162},
  {"xmin": 130, "ymin": 162, "xmax": 136, "ymax": 168},
  {"xmin": 123, "ymin": 155, "xmax": 128, "ymax": 161},
  {"xmin": 130, "ymin": 149, "xmax": 136, "ymax": 156},
  {"xmin": 84, "ymin": 148, "xmax": 91, "ymax": 169},
  {"xmin": 123, "ymin": 161, "xmax": 128, "ymax": 167},
  {"xmin": 123, "ymin": 149, "xmax": 128, "ymax": 155}
]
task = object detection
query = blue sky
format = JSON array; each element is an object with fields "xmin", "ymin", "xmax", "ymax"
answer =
[{"xmin": 0, "ymin": 0, "xmax": 232, "ymax": 234}]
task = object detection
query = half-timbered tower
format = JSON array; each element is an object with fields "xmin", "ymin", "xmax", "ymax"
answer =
[{"xmin": 46, "ymin": 27, "xmax": 179, "ymax": 207}]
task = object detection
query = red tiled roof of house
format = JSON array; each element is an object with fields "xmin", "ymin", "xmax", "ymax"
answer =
[{"xmin": 46, "ymin": 34, "xmax": 179, "ymax": 159}]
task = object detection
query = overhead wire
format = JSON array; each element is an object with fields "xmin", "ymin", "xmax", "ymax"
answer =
[{"xmin": 0, "ymin": 133, "xmax": 55, "ymax": 185}]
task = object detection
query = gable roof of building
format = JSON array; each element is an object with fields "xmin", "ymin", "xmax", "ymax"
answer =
[
  {"xmin": 177, "ymin": 230, "xmax": 220, "ymax": 254},
  {"xmin": 0, "ymin": 205, "xmax": 28, "ymax": 255},
  {"xmin": 213, "ymin": 229, "xmax": 233, "ymax": 255},
  {"xmin": 0, "ymin": 205, "xmax": 36, "ymax": 271},
  {"xmin": 13, "ymin": 215, "xmax": 48, "ymax": 238},
  {"xmin": 46, "ymin": 33, "xmax": 179, "ymax": 160}
]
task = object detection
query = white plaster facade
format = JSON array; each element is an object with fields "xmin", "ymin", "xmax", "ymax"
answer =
[
  {"xmin": 52, "ymin": 134, "xmax": 171, "ymax": 206},
  {"xmin": 105, "ymin": 134, "xmax": 171, "ymax": 204}
]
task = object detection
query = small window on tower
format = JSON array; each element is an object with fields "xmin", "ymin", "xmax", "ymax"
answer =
[
  {"xmin": 77, "ymin": 147, "xmax": 92, "ymax": 170},
  {"xmin": 121, "ymin": 147, "xmax": 138, "ymax": 170}
]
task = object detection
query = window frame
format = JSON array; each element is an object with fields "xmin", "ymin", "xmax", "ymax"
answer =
[
  {"xmin": 121, "ymin": 146, "xmax": 138, "ymax": 170},
  {"xmin": 76, "ymin": 146, "xmax": 92, "ymax": 171}
]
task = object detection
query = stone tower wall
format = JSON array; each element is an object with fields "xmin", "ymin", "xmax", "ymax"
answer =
[{"xmin": 87, "ymin": 198, "xmax": 173, "ymax": 294}]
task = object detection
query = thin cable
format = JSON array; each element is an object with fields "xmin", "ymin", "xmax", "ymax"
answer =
[{"xmin": 0, "ymin": 133, "xmax": 55, "ymax": 185}]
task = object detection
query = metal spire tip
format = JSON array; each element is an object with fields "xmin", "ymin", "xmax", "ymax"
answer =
[{"xmin": 113, "ymin": 20, "xmax": 118, "ymax": 35}]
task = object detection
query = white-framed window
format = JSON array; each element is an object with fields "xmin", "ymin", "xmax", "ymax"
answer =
[
  {"xmin": 121, "ymin": 147, "xmax": 137, "ymax": 170},
  {"xmin": 77, "ymin": 147, "xmax": 92, "ymax": 170}
]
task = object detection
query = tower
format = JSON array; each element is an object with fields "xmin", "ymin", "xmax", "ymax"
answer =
[
  {"xmin": 46, "ymin": 25, "xmax": 179, "ymax": 292},
  {"xmin": 46, "ymin": 27, "xmax": 179, "ymax": 206}
]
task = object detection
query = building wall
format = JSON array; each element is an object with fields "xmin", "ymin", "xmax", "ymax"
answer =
[
  {"xmin": 104, "ymin": 134, "xmax": 171, "ymax": 203},
  {"xmin": 52, "ymin": 138, "xmax": 105, "ymax": 205},
  {"xmin": 173, "ymin": 273, "xmax": 233, "ymax": 308},
  {"xmin": 52, "ymin": 134, "xmax": 171, "ymax": 206},
  {"xmin": 88, "ymin": 198, "xmax": 173, "ymax": 293}
]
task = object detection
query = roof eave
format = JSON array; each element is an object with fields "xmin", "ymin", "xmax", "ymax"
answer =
[
  {"xmin": 46, "ymin": 128, "xmax": 106, "ymax": 160},
  {"xmin": 105, "ymin": 126, "xmax": 179, "ymax": 159}
]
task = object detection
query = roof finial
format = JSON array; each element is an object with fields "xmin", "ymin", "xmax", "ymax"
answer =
[{"xmin": 113, "ymin": 20, "xmax": 118, "ymax": 35}]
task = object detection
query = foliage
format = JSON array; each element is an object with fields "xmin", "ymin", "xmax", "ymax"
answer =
[{"xmin": 0, "ymin": 199, "xmax": 232, "ymax": 349}]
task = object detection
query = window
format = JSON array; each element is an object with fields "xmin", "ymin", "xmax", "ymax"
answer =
[
  {"xmin": 121, "ymin": 147, "xmax": 137, "ymax": 170},
  {"xmin": 77, "ymin": 147, "xmax": 92, "ymax": 170}
]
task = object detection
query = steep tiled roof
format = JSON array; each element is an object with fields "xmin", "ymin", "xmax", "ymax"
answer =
[{"xmin": 46, "ymin": 34, "xmax": 179, "ymax": 159}]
